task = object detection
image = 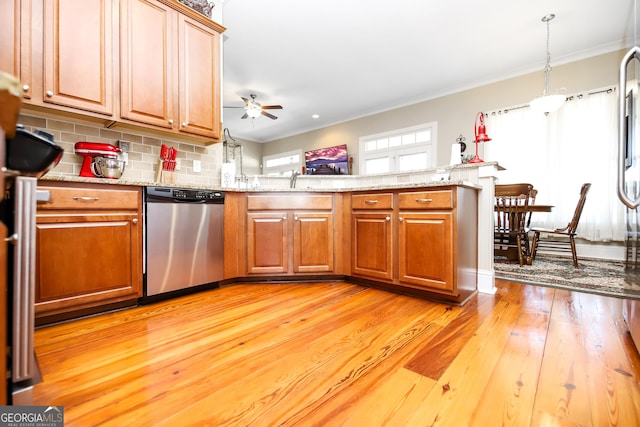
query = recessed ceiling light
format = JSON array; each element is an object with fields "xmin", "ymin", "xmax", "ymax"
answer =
[{"xmin": 312, "ymin": 114, "xmax": 319, "ymax": 119}]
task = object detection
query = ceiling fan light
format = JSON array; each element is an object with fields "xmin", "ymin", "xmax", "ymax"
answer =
[
  {"xmin": 530, "ymin": 94, "xmax": 566, "ymax": 114},
  {"xmin": 246, "ymin": 108, "xmax": 261, "ymax": 119}
]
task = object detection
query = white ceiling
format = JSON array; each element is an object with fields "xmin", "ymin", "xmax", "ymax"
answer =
[{"xmin": 220, "ymin": 0, "xmax": 638, "ymax": 143}]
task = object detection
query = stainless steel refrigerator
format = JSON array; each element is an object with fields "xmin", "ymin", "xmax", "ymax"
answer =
[{"xmin": 618, "ymin": 45, "xmax": 640, "ymax": 350}]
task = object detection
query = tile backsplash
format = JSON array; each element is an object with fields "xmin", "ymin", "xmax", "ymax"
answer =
[{"xmin": 19, "ymin": 113, "xmax": 223, "ymax": 186}]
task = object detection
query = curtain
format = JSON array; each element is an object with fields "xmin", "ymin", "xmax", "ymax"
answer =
[{"xmin": 484, "ymin": 88, "xmax": 625, "ymax": 241}]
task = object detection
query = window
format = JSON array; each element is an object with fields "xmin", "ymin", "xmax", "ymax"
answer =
[
  {"xmin": 359, "ymin": 122, "xmax": 437, "ymax": 175},
  {"xmin": 262, "ymin": 149, "xmax": 303, "ymax": 176}
]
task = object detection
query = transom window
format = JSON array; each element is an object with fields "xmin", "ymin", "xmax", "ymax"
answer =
[
  {"xmin": 262, "ymin": 149, "xmax": 303, "ymax": 176},
  {"xmin": 359, "ymin": 123, "xmax": 437, "ymax": 175}
]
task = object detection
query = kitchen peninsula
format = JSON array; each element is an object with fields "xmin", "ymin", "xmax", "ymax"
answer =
[{"xmin": 36, "ymin": 162, "xmax": 501, "ymax": 323}]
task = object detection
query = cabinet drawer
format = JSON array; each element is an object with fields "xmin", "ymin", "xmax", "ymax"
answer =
[
  {"xmin": 37, "ymin": 186, "xmax": 140, "ymax": 210},
  {"xmin": 351, "ymin": 193, "xmax": 393, "ymax": 210},
  {"xmin": 247, "ymin": 194, "xmax": 333, "ymax": 210},
  {"xmin": 398, "ymin": 190, "xmax": 453, "ymax": 210}
]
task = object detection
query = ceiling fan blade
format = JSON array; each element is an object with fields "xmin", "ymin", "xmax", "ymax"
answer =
[
  {"xmin": 241, "ymin": 96, "xmax": 250, "ymax": 104},
  {"xmin": 262, "ymin": 105, "xmax": 283, "ymax": 110},
  {"xmin": 240, "ymin": 113, "xmax": 249, "ymax": 119},
  {"xmin": 261, "ymin": 111, "xmax": 278, "ymax": 120}
]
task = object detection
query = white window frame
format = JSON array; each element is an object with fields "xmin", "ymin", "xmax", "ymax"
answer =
[
  {"xmin": 359, "ymin": 122, "xmax": 438, "ymax": 175},
  {"xmin": 262, "ymin": 149, "xmax": 303, "ymax": 176}
]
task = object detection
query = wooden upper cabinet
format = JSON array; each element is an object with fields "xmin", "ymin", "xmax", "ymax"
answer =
[
  {"xmin": 120, "ymin": 0, "xmax": 223, "ymax": 139},
  {"xmin": 178, "ymin": 13, "xmax": 221, "ymax": 139},
  {"xmin": 41, "ymin": 0, "xmax": 114, "ymax": 115},
  {"xmin": 2, "ymin": 0, "xmax": 34, "ymax": 100},
  {"xmin": 0, "ymin": 0, "xmax": 21, "ymax": 79},
  {"xmin": 120, "ymin": 0, "xmax": 176, "ymax": 129}
]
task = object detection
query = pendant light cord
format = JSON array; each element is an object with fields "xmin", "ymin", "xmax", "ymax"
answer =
[{"xmin": 543, "ymin": 15, "xmax": 553, "ymax": 96}]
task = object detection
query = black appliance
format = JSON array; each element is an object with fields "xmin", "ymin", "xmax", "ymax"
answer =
[
  {"xmin": 142, "ymin": 187, "xmax": 224, "ymax": 303},
  {"xmin": 6, "ymin": 125, "xmax": 63, "ymax": 177}
]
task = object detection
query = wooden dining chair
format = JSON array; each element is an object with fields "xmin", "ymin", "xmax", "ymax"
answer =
[
  {"xmin": 530, "ymin": 183, "xmax": 592, "ymax": 267},
  {"xmin": 494, "ymin": 183, "xmax": 534, "ymax": 266}
]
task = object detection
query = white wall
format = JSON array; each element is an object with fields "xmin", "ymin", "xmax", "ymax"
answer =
[{"xmin": 260, "ymin": 50, "xmax": 626, "ymax": 174}]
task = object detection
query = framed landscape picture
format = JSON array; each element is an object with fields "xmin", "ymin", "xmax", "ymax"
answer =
[{"xmin": 305, "ymin": 144, "xmax": 349, "ymax": 175}]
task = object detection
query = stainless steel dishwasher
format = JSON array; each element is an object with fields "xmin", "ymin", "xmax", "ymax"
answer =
[{"xmin": 143, "ymin": 187, "xmax": 224, "ymax": 302}]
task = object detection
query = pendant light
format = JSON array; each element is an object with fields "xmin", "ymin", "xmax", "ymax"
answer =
[{"xmin": 529, "ymin": 13, "xmax": 566, "ymax": 115}]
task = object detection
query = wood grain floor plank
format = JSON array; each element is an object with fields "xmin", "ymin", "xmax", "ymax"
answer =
[
  {"xmin": 29, "ymin": 280, "xmax": 640, "ymax": 426},
  {"xmin": 530, "ymin": 292, "xmax": 593, "ymax": 426},
  {"xmin": 576, "ymin": 292, "xmax": 640, "ymax": 426},
  {"xmin": 403, "ymin": 291, "xmax": 499, "ymax": 379},
  {"xmin": 403, "ymin": 292, "xmax": 524, "ymax": 426}
]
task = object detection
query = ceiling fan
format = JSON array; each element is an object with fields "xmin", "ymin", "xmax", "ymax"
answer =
[{"xmin": 224, "ymin": 94, "xmax": 283, "ymax": 120}]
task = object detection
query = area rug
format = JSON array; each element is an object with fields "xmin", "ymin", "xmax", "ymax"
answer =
[{"xmin": 494, "ymin": 255, "xmax": 640, "ymax": 299}]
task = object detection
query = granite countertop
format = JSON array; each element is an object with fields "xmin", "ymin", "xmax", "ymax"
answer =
[{"xmin": 38, "ymin": 174, "xmax": 482, "ymax": 192}]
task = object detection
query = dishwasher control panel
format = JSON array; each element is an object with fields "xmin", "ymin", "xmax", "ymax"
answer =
[{"xmin": 146, "ymin": 187, "xmax": 224, "ymax": 204}]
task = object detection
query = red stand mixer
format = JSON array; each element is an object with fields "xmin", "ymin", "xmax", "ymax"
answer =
[{"xmin": 74, "ymin": 142, "xmax": 123, "ymax": 178}]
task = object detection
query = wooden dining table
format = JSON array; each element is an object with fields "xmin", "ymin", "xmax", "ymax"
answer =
[
  {"xmin": 494, "ymin": 204, "xmax": 554, "ymax": 213},
  {"xmin": 494, "ymin": 204, "xmax": 554, "ymax": 263}
]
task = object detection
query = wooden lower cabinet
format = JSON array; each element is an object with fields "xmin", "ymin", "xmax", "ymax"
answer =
[
  {"xmin": 247, "ymin": 211, "xmax": 334, "ymax": 275},
  {"xmin": 35, "ymin": 183, "xmax": 142, "ymax": 324},
  {"xmin": 351, "ymin": 213, "xmax": 392, "ymax": 280},
  {"xmin": 244, "ymin": 193, "xmax": 337, "ymax": 276},
  {"xmin": 351, "ymin": 186, "xmax": 478, "ymax": 302},
  {"xmin": 398, "ymin": 212, "xmax": 453, "ymax": 292}
]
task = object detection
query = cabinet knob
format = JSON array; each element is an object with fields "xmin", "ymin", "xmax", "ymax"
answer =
[
  {"xmin": 46, "ymin": 90, "xmax": 53, "ymax": 97},
  {"xmin": 168, "ymin": 119, "xmax": 174, "ymax": 125},
  {"xmin": 22, "ymin": 84, "xmax": 30, "ymax": 92},
  {"xmin": 282, "ymin": 216, "xmax": 287, "ymax": 220},
  {"xmin": 399, "ymin": 217, "xmax": 403, "ymax": 222},
  {"xmin": 132, "ymin": 218, "xmax": 138, "ymax": 224},
  {"xmin": 294, "ymin": 216, "xmax": 299, "ymax": 221},
  {"xmin": 182, "ymin": 122, "xmax": 187, "ymax": 127},
  {"xmin": 3, "ymin": 233, "xmax": 18, "ymax": 245},
  {"xmin": 385, "ymin": 216, "xmax": 391, "ymax": 221}
]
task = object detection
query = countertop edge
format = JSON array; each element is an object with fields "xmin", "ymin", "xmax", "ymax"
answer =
[{"xmin": 37, "ymin": 175, "xmax": 482, "ymax": 192}]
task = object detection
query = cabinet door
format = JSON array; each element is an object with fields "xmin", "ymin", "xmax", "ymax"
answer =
[
  {"xmin": 177, "ymin": 13, "xmax": 221, "ymax": 139},
  {"xmin": 247, "ymin": 211, "xmax": 288, "ymax": 274},
  {"xmin": 293, "ymin": 212, "xmax": 333, "ymax": 273},
  {"xmin": 120, "ymin": 0, "xmax": 176, "ymax": 129},
  {"xmin": 398, "ymin": 212, "xmax": 454, "ymax": 292},
  {"xmin": 0, "ymin": 0, "xmax": 20, "ymax": 79},
  {"xmin": 34, "ymin": 213, "xmax": 142, "ymax": 319},
  {"xmin": 42, "ymin": 0, "xmax": 113, "ymax": 115},
  {"xmin": 352, "ymin": 213, "xmax": 393, "ymax": 280}
]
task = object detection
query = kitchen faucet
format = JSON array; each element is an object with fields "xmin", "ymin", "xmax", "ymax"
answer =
[{"xmin": 290, "ymin": 170, "xmax": 300, "ymax": 188}]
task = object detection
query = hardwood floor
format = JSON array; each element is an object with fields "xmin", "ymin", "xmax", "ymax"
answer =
[{"xmin": 32, "ymin": 280, "xmax": 640, "ymax": 426}]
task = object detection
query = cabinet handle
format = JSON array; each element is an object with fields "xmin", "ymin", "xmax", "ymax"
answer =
[
  {"xmin": 46, "ymin": 90, "xmax": 53, "ymax": 97},
  {"xmin": 364, "ymin": 199, "xmax": 378, "ymax": 204},
  {"xmin": 416, "ymin": 198, "xmax": 433, "ymax": 203},
  {"xmin": 22, "ymin": 84, "xmax": 29, "ymax": 92},
  {"xmin": 385, "ymin": 216, "xmax": 391, "ymax": 221},
  {"xmin": 72, "ymin": 196, "xmax": 99, "ymax": 202},
  {"xmin": 168, "ymin": 119, "xmax": 174, "ymax": 125},
  {"xmin": 132, "ymin": 218, "xmax": 138, "ymax": 224}
]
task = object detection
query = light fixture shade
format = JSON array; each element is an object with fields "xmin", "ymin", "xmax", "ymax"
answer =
[
  {"xmin": 246, "ymin": 107, "xmax": 261, "ymax": 118},
  {"xmin": 529, "ymin": 94, "xmax": 566, "ymax": 114}
]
